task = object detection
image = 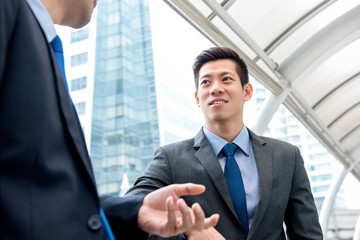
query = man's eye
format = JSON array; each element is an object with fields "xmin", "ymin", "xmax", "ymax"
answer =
[
  {"xmin": 201, "ymin": 80, "xmax": 210, "ymax": 85},
  {"xmin": 223, "ymin": 77, "xmax": 232, "ymax": 81}
]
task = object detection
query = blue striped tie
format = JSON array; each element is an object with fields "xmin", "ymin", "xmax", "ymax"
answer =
[
  {"xmin": 223, "ymin": 143, "xmax": 249, "ymax": 234},
  {"xmin": 50, "ymin": 35, "xmax": 69, "ymax": 91}
]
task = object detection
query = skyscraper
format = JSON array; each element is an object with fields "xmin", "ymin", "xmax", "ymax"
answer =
[
  {"xmin": 90, "ymin": 0, "xmax": 159, "ymax": 196},
  {"xmin": 60, "ymin": 0, "xmax": 159, "ymax": 196}
]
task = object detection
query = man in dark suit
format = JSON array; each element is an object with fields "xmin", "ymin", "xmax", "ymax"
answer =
[
  {"xmin": 126, "ymin": 47, "xmax": 323, "ymax": 239},
  {"xmin": 0, "ymin": 0, "xmax": 219, "ymax": 239}
]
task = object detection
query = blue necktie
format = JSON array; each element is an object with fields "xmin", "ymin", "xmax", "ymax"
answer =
[
  {"xmin": 50, "ymin": 35, "xmax": 69, "ymax": 91},
  {"xmin": 51, "ymin": 36, "xmax": 114, "ymax": 239},
  {"xmin": 100, "ymin": 209, "xmax": 115, "ymax": 240},
  {"xmin": 223, "ymin": 143, "xmax": 249, "ymax": 234}
]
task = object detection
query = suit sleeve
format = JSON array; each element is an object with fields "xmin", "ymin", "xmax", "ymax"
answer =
[
  {"xmin": 125, "ymin": 147, "xmax": 185, "ymax": 240},
  {"xmin": 284, "ymin": 147, "xmax": 323, "ymax": 239},
  {"xmin": 126, "ymin": 146, "xmax": 173, "ymax": 196},
  {"xmin": 100, "ymin": 195, "xmax": 149, "ymax": 240}
]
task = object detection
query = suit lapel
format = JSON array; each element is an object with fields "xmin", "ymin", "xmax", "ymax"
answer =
[
  {"xmin": 48, "ymin": 47, "xmax": 97, "ymax": 188},
  {"xmin": 193, "ymin": 129, "xmax": 240, "ymax": 221},
  {"xmin": 247, "ymin": 130, "xmax": 273, "ymax": 239}
]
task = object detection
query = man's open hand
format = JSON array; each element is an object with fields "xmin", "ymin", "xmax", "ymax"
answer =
[{"xmin": 137, "ymin": 183, "xmax": 219, "ymax": 237}]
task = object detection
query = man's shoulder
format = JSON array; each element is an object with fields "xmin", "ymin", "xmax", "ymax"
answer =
[
  {"xmin": 162, "ymin": 138, "xmax": 195, "ymax": 150},
  {"xmin": 1, "ymin": 0, "xmax": 20, "ymax": 21},
  {"xmin": 1, "ymin": 0, "xmax": 38, "ymax": 35},
  {"xmin": 153, "ymin": 138, "xmax": 196, "ymax": 162},
  {"xmin": 249, "ymin": 130, "xmax": 297, "ymax": 150},
  {"xmin": 262, "ymin": 135, "xmax": 293, "ymax": 146},
  {"xmin": 1, "ymin": 0, "xmax": 27, "ymax": 15}
]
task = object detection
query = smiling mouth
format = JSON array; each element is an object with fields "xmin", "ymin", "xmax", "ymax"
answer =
[{"xmin": 210, "ymin": 100, "xmax": 227, "ymax": 105}]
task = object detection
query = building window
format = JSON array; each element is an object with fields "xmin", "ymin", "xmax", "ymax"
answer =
[
  {"xmin": 313, "ymin": 185, "xmax": 329, "ymax": 193},
  {"xmin": 255, "ymin": 88, "xmax": 266, "ymax": 94},
  {"xmin": 256, "ymin": 98, "xmax": 265, "ymax": 104},
  {"xmin": 74, "ymin": 102, "xmax": 86, "ymax": 115},
  {"xmin": 71, "ymin": 77, "xmax": 87, "ymax": 91},
  {"xmin": 71, "ymin": 28, "xmax": 89, "ymax": 43},
  {"xmin": 309, "ymin": 163, "xmax": 330, "ymax": 171},
  {"xmin": 287, "ymin": 135, "xmax": 301, "ymax": 142},
  {"xmin": 311, "ymin": 174, "xmax": 331, "ymax": 181},
  {"xmin": 71, "ymin": 52, "xmax": 88, "ymax": 67}
]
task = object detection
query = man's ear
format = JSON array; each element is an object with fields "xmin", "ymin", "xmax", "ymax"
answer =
[
  {"xmin": 195, "ymin": 91, "xmax": 200, "ymax": 106},
  {"xmin": 244, "ymin": 83, "xmax": 253, "ymax": 101}
]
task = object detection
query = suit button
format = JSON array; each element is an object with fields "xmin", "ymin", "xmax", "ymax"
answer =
[{"xmin": 87, "ymin": 214, "xmax": 102, "ymax": 231}]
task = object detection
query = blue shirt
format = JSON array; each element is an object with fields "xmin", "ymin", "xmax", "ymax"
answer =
[
  {"xmin": 26, "ymin": 0, "xmax": 57, "ymax": 42},
  {"xmin": 203, "ymin": 125, "xmax": 260, "ymax": 228}
]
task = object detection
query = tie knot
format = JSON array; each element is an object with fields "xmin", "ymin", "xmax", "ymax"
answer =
[
  {"xmin": 222, "ymin": 143, "xmax": 239, "ymax": 157},
  {"xmin": 50, "ymin": 35, "xmax": 63, "ymax": 53}
]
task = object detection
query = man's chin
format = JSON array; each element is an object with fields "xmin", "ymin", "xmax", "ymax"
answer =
[{"xmin": 207, "ymin": 115, "xmax": 228, "ymax": 123}]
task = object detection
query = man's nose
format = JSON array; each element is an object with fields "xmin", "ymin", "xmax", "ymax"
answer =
[{"xmin": 210, "ymin": 81, "xmax": 223, "ymax": 95}]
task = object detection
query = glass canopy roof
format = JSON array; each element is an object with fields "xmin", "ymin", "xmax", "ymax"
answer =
[{"xmin": 164, "ymin": 0, "xmax": 360, "ymax": 179}]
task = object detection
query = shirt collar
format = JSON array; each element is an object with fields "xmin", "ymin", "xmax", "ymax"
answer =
[
  {"xmin": 26, "ymin": 0, "xmax": 57, "ymax": 42},
  {"xmin": 203, "ymin": 125, "xmax": 251, "ymax": 157}
]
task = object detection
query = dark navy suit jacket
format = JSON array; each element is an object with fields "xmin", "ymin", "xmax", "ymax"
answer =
[{"xmin": 0, "ymin": 0, "xmax": 146, "ymax": 239}]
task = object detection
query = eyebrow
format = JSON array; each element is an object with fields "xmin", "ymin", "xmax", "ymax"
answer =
[{"xmin": 200, "ymin": 71, "xmax": 235, "ymax": 80}]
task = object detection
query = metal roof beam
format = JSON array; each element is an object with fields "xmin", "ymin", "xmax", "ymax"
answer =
[
  {"xmin": 279, "ymin": 5, "xmax": 360, "ymax": 83},
  {"xmin": 202, "ymin": 0, "xmax": 279, "ymax": 73},
  {"xmin": 313, "ymin": 72, "xmax": 360, "ymax": 110},
  {"xmin": 263, "ymin": 0, "xmax": 337, "ymax": 55},
  {"xmin": 328, "ymin": 101, "xmax": 360, "ymax": 128},
  {"xmin": 164, "ymin": 0, "xmax": 284, "ymax": 95},
  {"xmin": 284, "ymin": 91, "xmax": 351, "ymax": 164},
  {"xmin": 207, "ymin": 0, "xmax": 237, "ymax": 21}
]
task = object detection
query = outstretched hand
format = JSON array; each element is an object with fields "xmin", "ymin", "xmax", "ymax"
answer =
[{"xmin": 137, "ymin": 183, "xmax": 219, "ymax": 237}]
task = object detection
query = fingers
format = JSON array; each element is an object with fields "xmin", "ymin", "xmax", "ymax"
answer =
[
  {"xmin": 166, "ymin": 196, "xmax": 177, "ymax": 229},
  {"xmin": 191, "ymin": 203, "xmax": 219, "ymax": 230},
  {"xmin": 176, "ymin": 199, "xmax": 219, "ymax": 233},
  {"xmin": 177, "ymin": 199, "xmax": 193, "ymax": 232},
  {"xmin": 204, "ymin": 214, "xmax": 220, "ymax": 229},
  {"xmin": 192, "ymin": 203, "xmax": 205, "ymax": 230},
  {"xmin": 138, "ymin": 186, "xmax": 219, "ymax": 238}
]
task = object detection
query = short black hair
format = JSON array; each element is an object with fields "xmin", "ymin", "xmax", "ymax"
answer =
[{"xmin": 192, "ymin": 47, "xmax": 249, "ymax": 90}]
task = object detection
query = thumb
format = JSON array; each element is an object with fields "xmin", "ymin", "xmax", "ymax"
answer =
[{"xmin": 173, "ymin": 183, "xmax": 206, "ymax": 197}]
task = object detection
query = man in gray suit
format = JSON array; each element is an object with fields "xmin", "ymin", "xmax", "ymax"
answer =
[{"xmin": 126, "ymin": 47, "xmax": 323, "ymax": 240}]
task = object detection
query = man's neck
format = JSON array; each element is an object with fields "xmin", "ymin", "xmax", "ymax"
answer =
[
  {"xmin": 40, "ymin": 0, "xmax": 63, "ymax": 25},
  {"xmin": 205, "ymin": 121, "xmax": 244, "ymax": 143}
]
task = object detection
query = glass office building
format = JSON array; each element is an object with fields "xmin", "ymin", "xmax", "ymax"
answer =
[{"xmin": 90, "ymin": 0, "xmax": 159, "ymax": 196}]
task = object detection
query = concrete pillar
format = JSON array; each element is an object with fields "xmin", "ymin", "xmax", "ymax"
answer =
[
  {"xmin": 354, "ymin": 213, "xmax": 360, "ymax": 240},
  {"xmin": 319, "ymin": 166, "xmax": 348, "ymax": 239},
  {"xmin": 250, "ymin": 87, "xmax": 291, "ymax": 135}
]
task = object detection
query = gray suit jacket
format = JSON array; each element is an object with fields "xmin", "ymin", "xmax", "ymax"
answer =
[{"xmin": 126, "ymin": 128, "xmax": 323, "ymax": 240}]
